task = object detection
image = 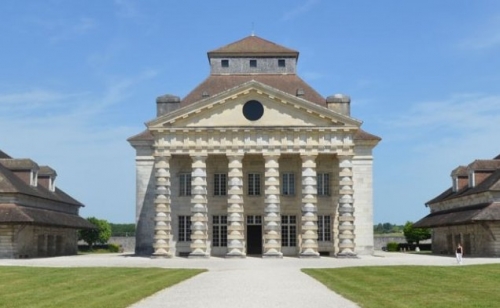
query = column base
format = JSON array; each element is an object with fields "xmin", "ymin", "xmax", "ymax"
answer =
[
  {"xmin": 151, "ymin": 253, "xmax": 172, "ymax": 259},
  {"xmin": 299, "ymin": 252, "xmax": 320, "ymax": 258},
  {"xmin": 225, "ymin": 253, "xmax": 246, "ymax": 259},
  {"xmin": 188, "ymin": 253, "xmax": 210, "ymax": 259},
  {"xmin": 262, "ymin": 252, "xmax": 283, "ymax": 259},
  {"xmin": 336, "ymin": 252, "xmax": 358, "ymax": 259}
]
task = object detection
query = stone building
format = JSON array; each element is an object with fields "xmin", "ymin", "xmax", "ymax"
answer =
[
  {"xmin": 0, "ymin": 150, "xmax": 94, "ymax": 258},
  {"xmin": 128, "ymin": 35, "xmax": 381, "ymax": 258},
  {"xmin": 414, "ymin": 154, "xmax": 500, "ymax": 256}
]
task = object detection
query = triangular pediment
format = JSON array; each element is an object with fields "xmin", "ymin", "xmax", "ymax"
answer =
[{"xmin": 148, "ymin": 81, "xmax": 361, "ymax": 130}]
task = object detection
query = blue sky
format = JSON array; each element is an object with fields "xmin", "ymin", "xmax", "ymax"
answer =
[{"xmin": 1, "ymin": 1, "xmax": 499, "ymax": 224}]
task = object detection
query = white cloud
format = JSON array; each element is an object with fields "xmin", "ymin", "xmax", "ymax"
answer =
[
  {"xmin": 281, "ymin": 0, "xmax": 320, "ymax": 21},
  {"xmin": 0, "ymin": 70, "xmax": 159, "ymax": 222}
]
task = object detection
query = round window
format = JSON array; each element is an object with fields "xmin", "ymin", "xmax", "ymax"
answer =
[{"xmin": 242, "ymin": 100, "xmax": 264, "ymax": 121}]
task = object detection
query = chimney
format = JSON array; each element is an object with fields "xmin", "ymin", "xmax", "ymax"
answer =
[
  {"xmin": 326, "ymin": 94, "xmax": 351, "ymax": 116},
  {"xmin": 156, "ymin": 94, "xmax": 181, "ymax": 117}
]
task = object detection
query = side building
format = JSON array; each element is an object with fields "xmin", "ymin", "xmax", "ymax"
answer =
[
  {"xmin": 414, "ymin": 154, "xmax": 500, "ymax": 257},
  {"xmin": 0, "ymin": 150, "xmax": 94, "ymax": 258},
  {"xmin": 128, "ymin": 35, "xmax": 381, "ymax": 258}
]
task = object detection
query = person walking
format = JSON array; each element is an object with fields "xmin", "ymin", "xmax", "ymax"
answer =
[{"xmin": 456, "ymin": 243, "xmax": 464, "ymax": 264}]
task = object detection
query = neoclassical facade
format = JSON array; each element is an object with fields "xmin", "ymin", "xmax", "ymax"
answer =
[{"xmin": 129, "ymin": 35, "xmax": 380, "ymax": 258}]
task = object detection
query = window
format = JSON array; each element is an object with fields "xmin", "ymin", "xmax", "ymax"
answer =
[
  {"xmin": 317, "ymin": 173, "xmax": 330, "ymax": 196},
  {"xmin": 214, "ymin": 173, "xmax": 227, "ymax": 196},
  {"xmin": 282, "ymin": 173, "xmax": 295, "ymax": 195},
  {"xmin": 221, "ymin": 59, "xmax": 229, "ymax": 67},
  {"xmin": 318, "ymin": 215, "xmax": 331, "ymax": 241},
  {"xmin": 178, "ymin": 216, "xmax": 191, "ymax": 242},
  {"xmin": 247, "ymin": 215, "xmax": 262, "ymax": 225},
  {"xmin": 250, "ymin": 59, "xmax": 257, "ymax": 67},
  {"xmin": 248, "ymin": 173, "xmax": 261, "ymax": 196},
  {"xmin": 278, "ymin": 59, "xmax": 285, "ymax": 67},
  {"xmin": 179, "ymin": 173, "xmax": 192, "ymax": 196},
  {"xmin": 281, "ymin": 215, "xmax": 297, "ymax": 247},
  {"xmin": 212, "ymin": 215, "xmax": 227, "ymax": 247}
]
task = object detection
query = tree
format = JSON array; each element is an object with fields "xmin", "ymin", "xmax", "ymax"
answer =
[
  {"xmin": 79, "ymin": 217, "xmax": 112, "ymax": 249},
  {"xmin": 403, "ymin": 221, "xmax": 431, "ymax": 245}
]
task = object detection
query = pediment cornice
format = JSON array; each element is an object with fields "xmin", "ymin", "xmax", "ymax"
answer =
[{"xmin": 147, "ymin": 80, "xmax": 361, "ymax": 130}]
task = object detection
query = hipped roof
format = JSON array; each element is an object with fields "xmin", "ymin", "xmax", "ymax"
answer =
[
  {"xmin": 207, "ymin": 35, "xmax": 299, "ymax": 58},
  {"xmin": 413, "ymin": 202, "xmax": 500, "ymax": 228},
  {"xmin": 0, "ymin": 204, "xmax": 94, "ymax": 229}
]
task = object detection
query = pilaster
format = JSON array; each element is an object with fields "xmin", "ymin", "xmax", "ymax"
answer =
[
  {"xmin": 300, "ymin": 153, "xmax": 320, "ymax": 257},
  {"xmin": 152, "ymin": 153, "xmax": 172, "ymax": 257},
  {"xmin": 263, "ymin": 154, "xmax": 282, "ymax": 258},
  {"xmin": 337, "ymin": 155, "xmax": 357, "ymax": 257},
  {"xmin": 189, "ymin": 154, "xmax": 209, "ymax": 258},
  {"xmin": 226, "ymin": 154, "xmax": 246, "ymax": 257}
]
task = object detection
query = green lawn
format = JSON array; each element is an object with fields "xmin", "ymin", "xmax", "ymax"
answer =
[
  {"xmin": 303, "ymin": 264, "xmax": 500, "ymax": 308},
  {"xmin": 0, "ymin": 267, "xmax": 205, "ymax": 308}
]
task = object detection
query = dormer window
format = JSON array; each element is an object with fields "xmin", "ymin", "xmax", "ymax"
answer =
[
  {"xmin": 452, "ymin": 176, "xmax": 458, "ymax": 192},
  {"xmin": 278, "ymin": 59, "xmax": 285, "ymax": 67},
  {"xmin": 221, "ymin": 59, "xmax": 229, "ymax": 67},
  {"xmin": 468, "ymin": 170, "xmax": 475, "ymax": 188},
  {"xmin": 31, "ymin": 170, "xmax": 38, "ymax": 187},
  {"xmin": 250, "ymin": 59, "xmax": 257, "ymax": 68}
]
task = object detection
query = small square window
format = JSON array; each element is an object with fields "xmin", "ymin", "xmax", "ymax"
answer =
[
  {"xmin": 221, "ymin": 59, "xmax": 229, "ymax": 67},
  {"xmin": 250, "ymin": 59, "xmax": 257, "ymax": 68},
  {"xmin": 278, "ymin": 59, "xmax": 285, "ymax": 67}
]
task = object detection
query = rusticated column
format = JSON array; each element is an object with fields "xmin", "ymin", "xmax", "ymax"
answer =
[
  {"xmin": 337, "ymin": 155, "xmax": 356, "ymax": 257},
  {"xmin": 226, "ymin": 154, "xmax": 245, "ymax": 257},
  {"xmin": 152, "ymin": 153, "xmax": 172, "ymax": 257},
  {"xmin": 263, "ymin": 154, "xmax": 282, "ymax": 258},
  {"xmin": 189, "ymin": 154, "xmax": 209, "ymax": 258},
  {"xmin": 300, "ymin": 153, "xmax": 319, "ymax": 257}
]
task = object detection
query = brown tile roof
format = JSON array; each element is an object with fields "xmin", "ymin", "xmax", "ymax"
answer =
[
  {"xmin": 0, "ymin": 158, "xmax": 38, "ymax": 171},
  {"xmin": 127, "ymin": 129, "xmax": 154, "ymax": 142},
  {"xmin": 0, "ymin": 159, "xmax": 83, "ymax": 206},
  {"xmin": 0, "ymin": 204, "xmax": 94, "ymax": 229},
  {"xmin": 427, "ymin": 155, "xmax": 500, "ymax": 205},
  {"xmin": 451, "ymin": 166, "xmax": 467, "ymax": 177},
  {"xmin": 354, "ymin": 129, "xmax": 382, "ymax": 142},
  {"xmin": 0, "ymin": 150, "xmax": 11, "ymax": 159},
  {"xmin": 181, "ymin": 74, "xmax": 325, "ymax": 107},
  {"xmin": 208, "ymin": 35, "xmax": 299, "ymax": 58},
  {"xmin": 413, "ymin": 202, "xmax": 500, "ymax": 228}
]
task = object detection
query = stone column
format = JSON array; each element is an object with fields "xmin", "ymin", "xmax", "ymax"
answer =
[
  {"xmin": 189, "ymin": 154, "xmax": 209, "ymax": 258},
  {"xmin": 152, "ymin": 153, "xmax": 172, "ymax": 257},
  {"xmin": 263, "ymin": 153, "xmax": 282, "ymax": 258},
  {"xmin": 300, "ymin": 153, "xmax": 320, "ymax": 257},
  {"xmin": 226, "ymin": 154, "xmax": 245, "ymax": 257},
  {"xmin": 337, "ymin": 155, "xmax": 356, "ymax": 257}
]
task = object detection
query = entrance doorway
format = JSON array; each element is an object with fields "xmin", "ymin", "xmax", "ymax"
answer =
[{"xmin": 246, "ymin": 215, "xmax": 262, "ymax": 255}]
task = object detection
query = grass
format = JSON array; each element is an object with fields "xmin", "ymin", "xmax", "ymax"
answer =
[
  {"xmin": 303, "ymin": 264, "xmax": 500, "ymax": 308},
  {"xmin": 0, "ymin": 267, "xmax": 205, "ymax": 308}
]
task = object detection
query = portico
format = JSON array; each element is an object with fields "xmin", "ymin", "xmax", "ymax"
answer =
[{"xmin": 129, "ymin": 35, "xmax": 380, "ymax": 258}]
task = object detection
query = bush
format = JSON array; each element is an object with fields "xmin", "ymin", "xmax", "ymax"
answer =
[
  {"xmin": 386, "ymin": 242, "xmax": 399, "ymax": 252},
  {"xmin": 107, "ymin": 243, "xmax": 121, "ymax": 253}
]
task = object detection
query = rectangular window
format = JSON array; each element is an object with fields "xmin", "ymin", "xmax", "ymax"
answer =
[
  {"xmin": 247, "ymin": 215, "xmax": 262, "ymax": 225},
  {"xmin": 212, "ymin": 215, "xmax": 227, "ymax": 247},
  {"xmin": 282, "ymin": 173, "xmax": 295, "ymax": 195},
  {"xmin": 221, "ymin": 59, "xmax": 229, "ymax": 67},
  {"xmin": 278, "ymin": 59, "xmax": 286, "ymax": 67},
  {"xmin": 281, "ymin": 215, "xmax": 297, "ymax": 247},
  {"xmin": 250, "ymin": 59, "xmax": 257, "ymax": 67},
  {"xmin": 317, "ymin": 215, "xmax": 331, "ymax": 241},
  {"xmin": 317, "ymin": 173, "xmax": 330, "ymax": 196},
  {"xmin": 179, "ymin": 173, "xmax": 192, "ymax": 196},
  {"xmin": 248, "ymin": 173, "xmax": 261, "ymax": 196},
  {"xmin": 178, "ymin": 216, "xmax": 191, "ymax": 242},
  {"xmin": 214, "ymin": 173, "xmax": 227, "ymax": 196}
]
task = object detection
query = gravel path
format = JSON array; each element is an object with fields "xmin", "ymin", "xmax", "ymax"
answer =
[{"xmin": 2, "ymin": 252, "xmax": 499, "ymax": 308}]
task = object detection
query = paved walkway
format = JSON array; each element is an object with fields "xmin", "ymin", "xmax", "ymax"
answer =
[{"xmin": 2, "ymin": 252, "xmax": 500, "ymax": 308}]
